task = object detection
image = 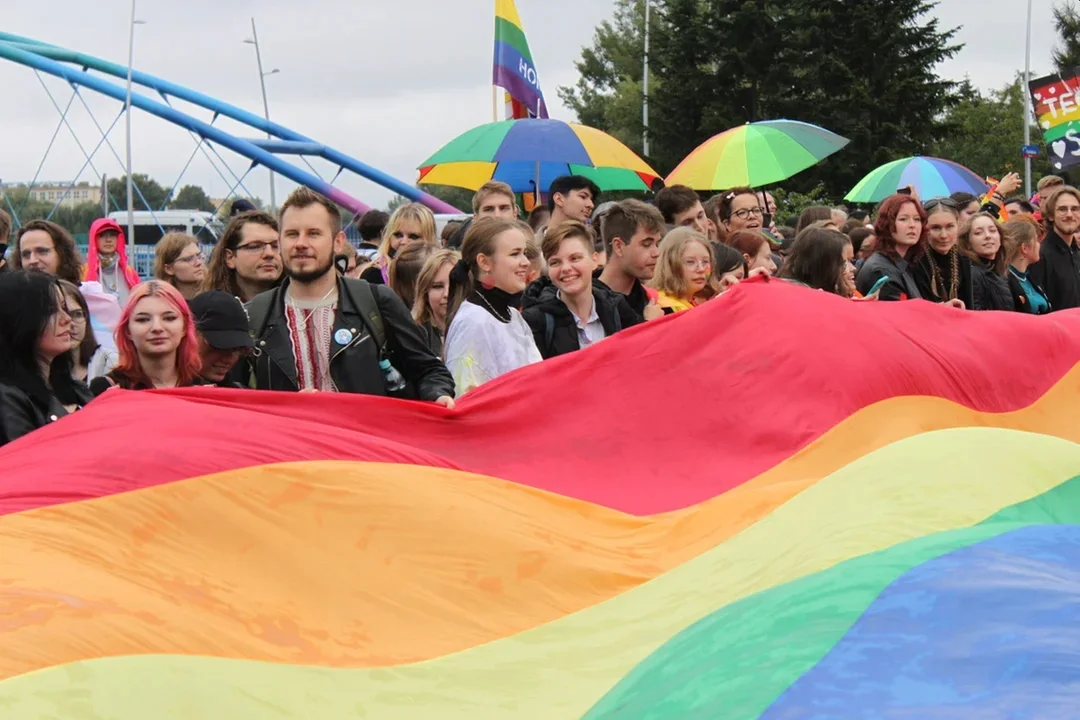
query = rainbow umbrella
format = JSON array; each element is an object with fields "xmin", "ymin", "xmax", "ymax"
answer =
[
  {"xmin": 665, "ymin": 120, "xmax": 849, "ymax": 190},
  {"xmin": 418, "ymin": 119, "xmax": 662, "ymax": 193},
  {"xmin": 845, "ymin": 156, "xmax": 989, "ymax": 203}
]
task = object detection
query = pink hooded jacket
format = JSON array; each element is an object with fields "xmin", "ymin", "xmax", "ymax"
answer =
[{"xmin": 85, "ymin": 218, "xmax": 140, "ymax": 288}]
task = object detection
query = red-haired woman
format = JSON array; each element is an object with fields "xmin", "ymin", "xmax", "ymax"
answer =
[
  {"xmin": 727, "ymin": 230, "xmax": 778, "ymax": 276},
  {"xmin": 89, "ymin": 280, "xmax": 202, "ymax": 395},
  {"xmin": 856, "ymin": 194, "xmax": 945, "ymax": 303}
]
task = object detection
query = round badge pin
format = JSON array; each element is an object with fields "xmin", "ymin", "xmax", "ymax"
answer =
[{"xmin": 334, "ymin": 328, "xmax": 354, "ymax": 345}]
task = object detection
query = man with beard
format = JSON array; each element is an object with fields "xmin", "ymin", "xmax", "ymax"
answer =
[
  {"xmin": 243, "ymin": 187, "xmax": 455, "ymax": 405},
  {"xmin": 1029, "ymin": 185, "xmax": 1080, "ymax": 311}
]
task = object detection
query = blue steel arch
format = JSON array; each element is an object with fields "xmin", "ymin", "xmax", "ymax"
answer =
[{"xmin": 0, "ymin": 32, "xmax": 462, "ymax": 215}]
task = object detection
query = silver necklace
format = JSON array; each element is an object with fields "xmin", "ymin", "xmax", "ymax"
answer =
[{"xmin": 474, "ymin": 290, "xmax": 511, "ymax": 323}]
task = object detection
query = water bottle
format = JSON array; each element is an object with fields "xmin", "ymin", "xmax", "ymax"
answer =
[{"xmin": 379, "ymin": 359, "xmax": 407, "ymax": 395}]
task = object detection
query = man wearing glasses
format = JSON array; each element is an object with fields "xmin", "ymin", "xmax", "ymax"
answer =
[
  {"xmin": 1030, "ymin": 185, "xmax": 1080, "ymax": 311},
  {"xmin": 204, "ymin": 210, "xmax": 284, "ymax": 302}
]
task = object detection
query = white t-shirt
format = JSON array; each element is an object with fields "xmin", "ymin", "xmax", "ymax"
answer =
[{"xmin": 444, "ymin": 301, "xmax": 542, "ymax": 395}]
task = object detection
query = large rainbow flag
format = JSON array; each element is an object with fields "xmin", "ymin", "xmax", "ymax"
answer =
[{"xmin": 2, "ymin": 279, "xmax": 1080, "ymax": 718}]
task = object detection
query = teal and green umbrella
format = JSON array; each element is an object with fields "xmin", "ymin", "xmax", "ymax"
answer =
[
  {"xmin": 845, "ymin": 157, "xmax": 989, "ymax": 203},
  {"xmin": 664, "ymin": 120, "xmax": 849, "ymax": 189}
]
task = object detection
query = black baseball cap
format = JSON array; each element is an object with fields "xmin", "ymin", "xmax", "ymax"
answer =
[
  {"xmin": 230, "ymin": 198, "xmax": 258, "ymax": 217},
  {"xmin": 189, "ymin": 291, "xmax": 254, "ymax": 350}
]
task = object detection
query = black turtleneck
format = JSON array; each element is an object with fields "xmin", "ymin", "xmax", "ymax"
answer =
[{"xmin": 467, "ymin": 286, "xmax": 520, "ymax": 323}]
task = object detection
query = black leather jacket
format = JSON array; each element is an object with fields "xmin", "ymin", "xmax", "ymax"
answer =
[
  {"xmin": 0, "ymin": 380, "xmax": 93, "ymax": 448},
  {"xmin": 244, "ymin": 276, "xmax": 455, "ymax": 400}
]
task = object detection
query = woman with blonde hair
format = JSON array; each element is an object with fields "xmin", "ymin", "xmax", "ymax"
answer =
[
  {"xmin": 648, "ymin": 227, "xmax": 715, "ymax": 314},
  {"xmin": 360, "ymin": 202, "xmax": 437, "ymax": 286},
  {"xmin": 389, "ymin": 243, "xmax": 436, "ymax": 312},
  {"xmin": 153, "ymin": 232, "xmax": 205, "ymax": 300},
  {"xmin": 412, "ymin": 249, "xmax": 460, "ymax": 355},
  {"xmin": 1003, "ymin": 219, "xmax": 1051, "ymax": 314},
  {"xmin": 959, "ymin": 212, "xmax": 1014, "ymax": 311}
]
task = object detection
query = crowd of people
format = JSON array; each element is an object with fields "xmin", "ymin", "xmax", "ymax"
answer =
[{"xmin": 1, "ymin": 169, "xmax": 1078, "ymax": 448}]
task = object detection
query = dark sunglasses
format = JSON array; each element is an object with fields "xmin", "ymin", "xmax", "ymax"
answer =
[{"xmin": 923, "ymin": 197, "xmax": 959, "ymax": 212}]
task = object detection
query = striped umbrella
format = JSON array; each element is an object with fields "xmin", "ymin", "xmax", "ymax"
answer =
[
  {"xmin": 418, "ymin": 118, "xmax": 661, "ymax": 193},
  {"xmin": 845, "ymin": 157, "xmax": 989, "ymax": 203},
  {"xmin": 665, "ymin": 120, "xmax": 850, "ymax": 190}
]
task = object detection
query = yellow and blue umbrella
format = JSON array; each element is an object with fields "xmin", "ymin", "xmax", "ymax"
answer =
[
  {"xmin": 418, "ymin": 119, "xmax": 661, "ymax": 193},
  {"xmin": 845, "ymin": 156, "xmax": 989, "ymax": 203}
]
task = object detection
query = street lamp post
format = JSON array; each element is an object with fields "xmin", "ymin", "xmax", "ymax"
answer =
[
  {"xmin": 125, "ymin": 1, "xmax": 146, "ymax": 265},
  {"xmin": 245, "ymin": 19, "xmax": 278, "ymax": 210}
]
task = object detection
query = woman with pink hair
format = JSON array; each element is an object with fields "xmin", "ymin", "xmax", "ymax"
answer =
[
  {"xmin": 85, "ymin": 218, "xmax": 140, "ymax": 304},
  {"xmin": 88, "ymin": 280, "xmax": 202, "ymax": 395}
]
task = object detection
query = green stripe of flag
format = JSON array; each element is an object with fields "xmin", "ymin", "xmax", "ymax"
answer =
[
  {"xmin": 495, "ymin": 16, "xmax": 533, "ymax": 65},
  {"xmin": 585, "ymin": 474, "xmax": 1080, "ymax": 720}
]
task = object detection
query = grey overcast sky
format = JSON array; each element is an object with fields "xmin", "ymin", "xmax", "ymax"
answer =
[{"xmin": 0, "ymin": 1, "xmax": 1059, "ymax": 212}]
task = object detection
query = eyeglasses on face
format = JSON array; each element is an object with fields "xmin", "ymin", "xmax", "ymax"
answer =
[
  {"xmin": 682, "ymin": 258, "xmax": 712, "ymax": 270},
  {"xmin": 234, "ymin": 241, "xmax": 280, "ymax": 254},
  {"xmin": 176, "ymin": 253, "xmax": 205, "ymax": 265},
  {"xmin": 732, "ymin": 207, "xmax": 765, "ymax": 220}
]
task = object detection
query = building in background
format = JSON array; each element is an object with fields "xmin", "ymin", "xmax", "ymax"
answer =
[{"xmin": 0, "ymin": 181, "xmax": 102, "ymax": 208}]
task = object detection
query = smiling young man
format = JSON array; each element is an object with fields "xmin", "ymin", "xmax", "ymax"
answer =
[
  {"xmin": 535, "ymin": 175, "xmax": 600, "ymax": 241},
  {"xmin": 594, "ymin": 199, "xmax": 665, "ymax": 321},
  {"xmin": 1029, "ymin": 185, "xmax": 1080, "ymax": 311},
  {"xmin": 522, "ymin": 221, "xmax": 639, "ymax": 359},
  {"xmin": 243, "ymin": 187, "xmax": 455, "ymax": 405}
]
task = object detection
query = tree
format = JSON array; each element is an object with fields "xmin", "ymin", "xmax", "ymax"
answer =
[
  {"xmin": 421, "ymin": 185, "xmax": 474, "ymax": 212},
  {"xmin": 561, "ymin": 0, "xmax": 961, "ymax": 199},
  {"xmin": 105, "ymin": 174, "xmax": 173, "ymax": 212},
  {"xmin": 558, "ymin": 0, "xmax": 656, "ymax": 160},
  {"xmin": 386, "ymin": 195, "xmax": 409, "ymax": 213},
  {"xmin": 169, "ymin": 184, "xmax": 216, "ymax": 212},
  {"xmin": 1054, "ymin": 1, "xmax": 1080, "ymax": 73},
  {"xmin": 933, "ymin": 75, "xmax": 1053, "ymax": 183}
]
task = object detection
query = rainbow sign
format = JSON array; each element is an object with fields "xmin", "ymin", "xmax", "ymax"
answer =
[
  {"xmin": 2, "ymin": 279, "xmax": 1080, "ymax": 718},
  {"xmin": 1029, "ymin": 71, "xmax": 1080, "ymax": 170}
]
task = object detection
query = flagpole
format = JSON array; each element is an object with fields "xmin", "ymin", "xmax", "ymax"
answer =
[
  {"xmin": 1023, "ymin": 0, "xmax": 1033, "ymax": 198},
  {"xmin": 642, "ymin": 0, "xmax": 650, "ymax": 157},
  {"xmin": 493, "ymin": 85, "xmax": 499, "ymax": 122}
]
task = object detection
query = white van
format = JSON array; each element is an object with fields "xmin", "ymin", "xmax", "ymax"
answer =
[{"xmin": 107, "ymin": 210, "xmax": 225, "ymax": 246}]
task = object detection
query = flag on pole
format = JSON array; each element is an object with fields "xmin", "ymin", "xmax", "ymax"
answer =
[{"xmin": 493, "ymin": 0, "xmax": 549, "ymax": 119}]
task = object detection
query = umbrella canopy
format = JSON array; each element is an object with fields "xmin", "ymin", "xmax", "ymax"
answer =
[
  {"xmin": 418, "ymin": 119, "xmax": 661, "ymax": 193},
  {"xmin": 665, "ymin": 120, "xmax": 850, "ymax": 190},
  {"xmin": 845, "ymin": 157, "xmax": 989, "ymax": 203}
]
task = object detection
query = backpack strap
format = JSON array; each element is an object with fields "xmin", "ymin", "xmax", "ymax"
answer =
[
  {"xmin": 342, "ymin": 278, "xmax": 387, "ymax": 351},
  {"xmin": 245, "ymin": 290, "xmax": 276, "ymax": 341},
  {"xmin": 544, "ymin": 312, "xmax": 555, "ymax": 353}
]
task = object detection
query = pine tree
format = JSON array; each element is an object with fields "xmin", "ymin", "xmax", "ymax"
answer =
[{"xmin": 1053, "ymin": 1, "xmax": 1080, "ymax": 74}]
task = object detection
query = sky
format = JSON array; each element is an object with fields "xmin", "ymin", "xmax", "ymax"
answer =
[{"xmin": 0, "ymin": 0, "xmax": 1060, "ymax": 213}]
